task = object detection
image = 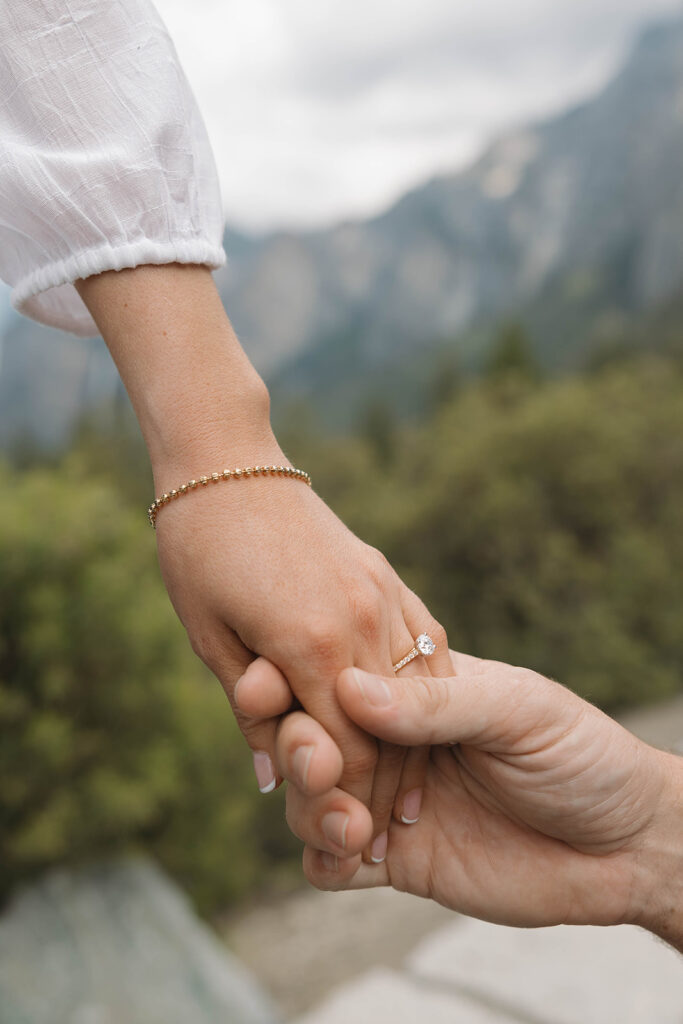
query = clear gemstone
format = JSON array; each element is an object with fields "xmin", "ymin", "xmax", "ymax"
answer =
[{"xmin": 416, "ymin": 633, "xmax": 436, "ymax": 657}]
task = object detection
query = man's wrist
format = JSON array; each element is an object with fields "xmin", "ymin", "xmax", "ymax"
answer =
[{"xmin": 632, "ymin": 749, "xmax": 683, "ymax": 952}]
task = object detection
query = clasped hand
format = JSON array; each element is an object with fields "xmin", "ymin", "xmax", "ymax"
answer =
[
  {"xmin": 235, "ymin": 650, "xmax": 683, "ymax": 942},
  {"xmin": 155, "ymin": 476, "xmax": 451, "ymax": 862}
]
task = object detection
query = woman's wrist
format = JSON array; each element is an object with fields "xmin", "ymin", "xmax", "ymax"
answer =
[
  {"xmin": 75, "ymin": 263, "xmax": 281, "ymax": 481},
  {"xmin": 143, "ymin": 366, "xmax": 280, "ymax": 490},
  {"xmin": 631, "ymin": 748, "xmax": 683, "ymax": 952}
]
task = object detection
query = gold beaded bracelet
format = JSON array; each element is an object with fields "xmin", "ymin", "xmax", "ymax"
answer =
[{"xmin": 147, "ymin": 465, "xmax": 312, "ymax": 529}]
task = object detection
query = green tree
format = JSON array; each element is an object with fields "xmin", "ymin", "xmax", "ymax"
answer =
[
  {"xmin": 376, "ymin": 358, "xmax": 683, "ymax": 709},
  {"xmin": 314, "ymin": 356, "xmax": 683, "ymax": 712},
  {"xmin": 0, "ymin": 458, "xmax": 299, "ymax": 912}
]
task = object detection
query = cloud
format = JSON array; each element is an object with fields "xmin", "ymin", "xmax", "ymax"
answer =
[{"xmin": 156, "ymin": 0, "xmax": 683, "ymax": 231}]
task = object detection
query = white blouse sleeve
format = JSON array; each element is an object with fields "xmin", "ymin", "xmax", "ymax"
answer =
[{"xmin": 0, "ymin": 0, "xmax": 226, "ymax": 338}]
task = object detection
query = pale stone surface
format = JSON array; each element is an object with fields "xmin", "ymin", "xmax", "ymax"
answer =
[
  {"xmin": 224, "ymin": 886, "xmax": 452, "ymax": 1017},
  {"xmin": 0, "ymin": 858, "xmax": 278, "ymax": 1024},
  {"xmin": 409, "ymin": 918, "xmax": 683, "ymax": 1024},
  {"xmin": 295, "ymin": 968, "xmax": 516, "ymax": 1024}
]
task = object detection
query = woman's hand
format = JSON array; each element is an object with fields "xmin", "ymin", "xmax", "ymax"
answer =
[
  {"xmin": 155, "ymin": 470, "xmax": 449, "ymax": 852},
  {"xmin": 74, "ymin": 263, "xmax": 451, "ymax": 853},
  {"xmin": 243, "ymin": 652, "xmax": 683, "ymax": 948}
]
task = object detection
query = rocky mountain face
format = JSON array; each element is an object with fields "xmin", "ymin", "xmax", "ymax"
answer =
[
  {"xmin": 220, "ymin": 18, "xmax": 683, "ymax": 385},
  {"xmin": 2, "ymin": 17, "xmax": 683, "ymax": 447}
]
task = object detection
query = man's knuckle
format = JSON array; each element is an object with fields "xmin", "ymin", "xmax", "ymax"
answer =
[
  {"xmin": 415, "ymin": 675, "xmax": 450, "ymax": 720},
  {"xmin": 510, "ymin": 665, "xmax": 542, "ymax": 692}
]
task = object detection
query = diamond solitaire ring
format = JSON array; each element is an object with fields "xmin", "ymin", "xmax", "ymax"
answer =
[{"xmin": 393, "ymin": 633, "xmax": 436, "ymax": 673}]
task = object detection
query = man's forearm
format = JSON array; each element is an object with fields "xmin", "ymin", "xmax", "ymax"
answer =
[{"xmin": 75, "ymin": 264, "xmax": 283, "ymax": 486}]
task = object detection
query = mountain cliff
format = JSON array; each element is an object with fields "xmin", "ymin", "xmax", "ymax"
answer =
[{"xmin": 219, "ymin": 17, "xmax": 683, "ymax": 381}]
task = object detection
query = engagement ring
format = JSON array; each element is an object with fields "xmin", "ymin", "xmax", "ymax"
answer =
[{"xmin": 393, "ymin": 633, "xmax": 436, "ymax": 673}]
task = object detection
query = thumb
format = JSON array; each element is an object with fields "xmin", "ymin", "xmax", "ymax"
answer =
[{"xmin": 337, "ymin": 663, "xmax": 548, "ymax": 749}]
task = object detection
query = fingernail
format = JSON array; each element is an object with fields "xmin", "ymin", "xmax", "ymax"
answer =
[
  {"xmin": 292, "ymin": 745, "xmax": 314, "ymax": 789},
  {"xmin": 252, "ymin": 751, "xmax": 276, "ymax": 794},
  {"xmin": 370, "ymin": 831, "xmax": 388, "ymax": 863},
  {"xmin": 321, "ymin": 852, "xmax": 339, "ymax": 872},
  {"xmin": 352, "ymin": 669, "xmax": 393, "ymax": 707},
  {"xmin": 401, "ymin": 788, "xmax": 422, "ymax": 825},
  {"xmin": 322, "ymin": 811, "xmax": 350, "ymax": 850}
]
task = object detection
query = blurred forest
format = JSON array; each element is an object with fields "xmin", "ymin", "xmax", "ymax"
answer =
[{"xmin": 2, "ymin": 328, "xmax": 683, "ymax": 919}]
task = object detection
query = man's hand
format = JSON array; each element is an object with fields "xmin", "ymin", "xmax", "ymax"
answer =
[{"xmin": 243, "ymin": 651, "xmax": 683, "ymax": 950}]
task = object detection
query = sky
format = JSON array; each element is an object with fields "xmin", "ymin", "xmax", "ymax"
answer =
[{"xmin": 156, "ymin": 0, "xmax": 683, "ymax": 232}]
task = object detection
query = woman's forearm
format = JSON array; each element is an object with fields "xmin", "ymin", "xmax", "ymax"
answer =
[{"xmin": 74, "ymin": 263, "xmax": 283, "ymax": 486}]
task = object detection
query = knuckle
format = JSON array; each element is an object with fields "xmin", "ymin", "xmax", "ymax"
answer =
[
  {"xmin": 377, "ymin": 742, "xmax": 406, "ymax": 773},
  {"xmin": 188, "ymin": 630, "xmax": 219, "ymax": 668},
  {"xmin": 239, "ymin": 718, "xmax": 268, "ymax": 749},
  {"xmin": 371, "ymin": 800, "xmax": 394, "ymax": 828},
  {"xmin": 365, "ymin": 546, "xmax": 393, "ymax": 586},
  {"xmin": 413, "ymin": 674, "xmax": 451, "ymax": 722},
  {"xmin": 509, "ymin": 664, "xmax": 539, "ymax": 688},
  {"xmin": 349, "ymin": 588, "xmax": 383, "ymax": 643},
  {"xmin": 426, "ymin": 617, "xmax": 448, "ymax": 651},
  {"xmin": 341, "ymin": 746, "xmax": 378, "ymax": 786},
  {"xmin": 516, "ymin": 666, "xmax": 551, "ymax": 699},
  {"xmin": 302, "ymin": 850, "xmax": 338, "ymax": 892},
  {"xmin": 301, "ymin": 619, "xmax": 345, "ymax": 667},
  {"xmin": 284, "ymin": 803, "xmax": 305, "ymax": 843}
]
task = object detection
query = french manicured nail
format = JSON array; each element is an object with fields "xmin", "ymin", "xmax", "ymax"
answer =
[
  {"xmin": 293, "ymin": 745, "xmax": 314, "ymax": 789},
  {"xmin": 401, "ymin": 788, "xmax": 422, "ymax": 825},
  {"xmin": 322, "ymin": 811, "xmax": 350, "ymax": 850},
  {"xmin": 370, "ymin": 831, "xmax": 388, "ymax": 863},
  {"xmin": 321, "ymin": 852, "xmax": 339, "ymax": 872},
  {"xmin": 353, "ymin": 669, "xmax": 393, "ymax": 707},
  {"xmin": 252, "ymin": 751, "xmax": 276, "ymax": 794}
]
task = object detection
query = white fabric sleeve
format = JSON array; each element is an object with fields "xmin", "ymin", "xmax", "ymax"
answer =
[{"xmin": 0, "ymin": 0, "xmax": 226, "ymax": 338}]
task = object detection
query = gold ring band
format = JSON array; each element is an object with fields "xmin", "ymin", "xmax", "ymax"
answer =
[{"xmin": 393, "ymin": 633, "xmax": 436, "ymax": 673}]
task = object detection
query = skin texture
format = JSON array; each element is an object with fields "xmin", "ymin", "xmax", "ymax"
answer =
[
  {"xmin": 236, "ymin": 651, "xmax": 683, "ymax": 952},
  {"xmin": 74, "ymin": 262, "xmax": 452, "ymax": 854}
]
